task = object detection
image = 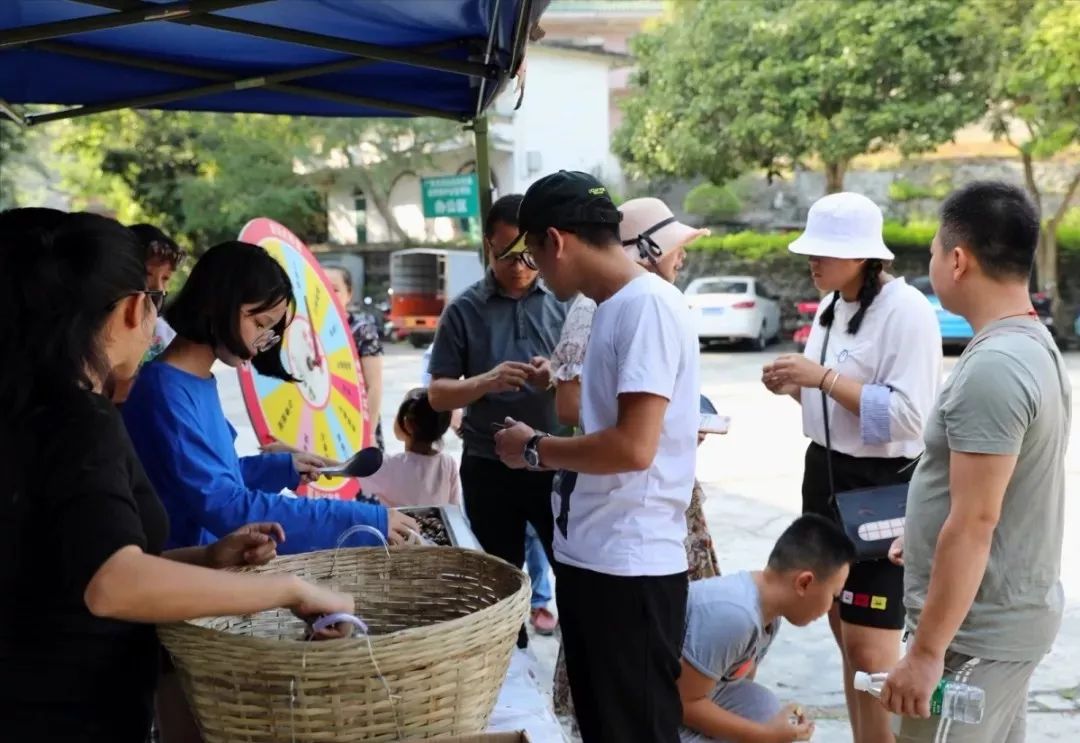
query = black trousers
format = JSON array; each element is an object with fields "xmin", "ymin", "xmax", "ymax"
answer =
[
  {"xmin": 555, "ymin": 562, "xmax": 688, "ymax": 743},
  {"xmin": 459, "ymin": 455, "xmax": 556, "ymax": 646}
]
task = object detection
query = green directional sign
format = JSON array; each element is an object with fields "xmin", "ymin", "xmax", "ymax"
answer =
[{"xmin": 421, "ymin": 173, "xmax": 480, "ymax": 219}]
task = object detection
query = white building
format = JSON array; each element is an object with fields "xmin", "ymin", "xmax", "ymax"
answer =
[{"xmin": 323, "ymin": 0, "xmax": 663, "ymax": 246}]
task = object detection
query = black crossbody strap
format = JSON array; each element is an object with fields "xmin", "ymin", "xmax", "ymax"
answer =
[{"xmin": 818, "ymin": 312, "xmax": 836, "ymax": 505}]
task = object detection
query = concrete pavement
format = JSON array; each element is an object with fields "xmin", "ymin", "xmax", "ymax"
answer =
[{"xmin": 218, "ymin": 344, "xmax": 1080, "ymax": 741}]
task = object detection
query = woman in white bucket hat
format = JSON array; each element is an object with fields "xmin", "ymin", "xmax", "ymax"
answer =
[
  {"xmin": 762, "ymin": 192, "xmax": 942, "ymax": 743},
  {"xmin": 547, "ymin": 196, "xmax": 715, "ymax": 725}
]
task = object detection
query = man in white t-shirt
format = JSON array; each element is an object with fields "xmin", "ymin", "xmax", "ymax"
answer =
[{"xmin": 494, "ymin": 171, "xmax": 700, "ymax": 743}]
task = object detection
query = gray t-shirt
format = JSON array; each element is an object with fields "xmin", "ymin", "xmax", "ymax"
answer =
[
  {"xmin": 682, "ymin": 572, "xmax": 780, "ymax": 704},
  {"xmin": 427, "ymin": 272, "xmax": 568, "ymax": 460},
  {"xmin": 904, "ymin": 318, "xmax": 1070, "ymax": 662}
]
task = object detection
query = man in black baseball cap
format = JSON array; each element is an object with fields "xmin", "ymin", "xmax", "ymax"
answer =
[{"xmin": 494, "ymin": 171, "xmax": 701, "ymax": 743}]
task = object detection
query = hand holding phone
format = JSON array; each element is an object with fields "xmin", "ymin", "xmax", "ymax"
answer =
[{"xmin": 699, "ymin": 413, "xmax": 730, "ymax": 435}]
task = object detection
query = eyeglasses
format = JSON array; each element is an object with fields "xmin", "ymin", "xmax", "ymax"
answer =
[
  {"xmin": 110, "ymin": 290, "xmax": 167, "ymax": 313},
  {"xmin": 145, "ymin": 290, "xmax": 167, "ymax": 313},
  {"xmin": 497, "ymin": 251, "xmax": 537, "ymax": 270}
]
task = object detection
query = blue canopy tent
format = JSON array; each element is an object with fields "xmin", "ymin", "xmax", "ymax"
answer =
[{"xmin": 0, "ymin": 0, "xmax": 551, "ymax": 217}]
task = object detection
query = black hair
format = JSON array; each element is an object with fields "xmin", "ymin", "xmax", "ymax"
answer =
[
  {"xmin": 0, "ymin": 207, "xmax": 66, "ymax": 242},
  {"xmin": 0, "ymin": 210, "xmax": 147, "ymax": 419},
  {"xmin": 818, "ymin": 258, "xmax": 884, "ymax": 335},
  {"xmin": 767, "ymin": 514, "xmax": 855, "ymax": 577},
  {"xmin": 325, "ymin": 265, "xmax": 353, "ymax": 294},
  {"xmin": 129, "ymin": 223, "xmax": 184, "ymax": 268},
  {"xmin": 165, "ymin": 241, "xmax": 295, "ymax": 380},
  {"xmin": 485, "ymin": 194, "xmax": 523, "ymax": 237},
  {"xmin": 939, "ymin": 181, "xmax": 1039, "ymax": 281},
  {"xmin": 395, "ymin": 388, "xmax": 450, "ymax": 453},
  {"xmin": 564, "ymin": 222, "xmax": 621, "ymax": 248}
]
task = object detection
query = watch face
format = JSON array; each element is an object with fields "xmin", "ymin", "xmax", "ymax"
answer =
[{"xmin": 524, "ymin": 436, "xmax": 542, "ymax": 468}]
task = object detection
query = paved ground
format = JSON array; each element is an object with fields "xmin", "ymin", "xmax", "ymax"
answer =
[{"xmin": 220, "ymin": 343, "xmax": 1080, "ymax": 741}]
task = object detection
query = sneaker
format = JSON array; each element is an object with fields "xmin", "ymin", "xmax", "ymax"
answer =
[{"xmin": 530, "ymin": 607, "xmax": 558, "ymax": 635}]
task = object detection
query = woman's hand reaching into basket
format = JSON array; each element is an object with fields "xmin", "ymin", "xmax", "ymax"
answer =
[{"xmin": 289, "ymin": 578, "xmax": 357, "ymax": 640}]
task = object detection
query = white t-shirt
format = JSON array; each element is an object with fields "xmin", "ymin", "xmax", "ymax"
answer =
[
  {"xmin": 801, "ymin": 278, "xmax": 942, "ymax": 459},
  {"xmin": 553, "ymin": 273, "xmax": 700, "ymax": 577}
]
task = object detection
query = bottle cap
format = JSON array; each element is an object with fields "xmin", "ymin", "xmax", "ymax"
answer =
[{"xmin": 853, "ymin": 671, "xmax": 872, "ymax": 692}]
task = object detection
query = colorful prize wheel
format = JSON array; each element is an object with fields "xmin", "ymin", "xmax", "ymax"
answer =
[{"xmin": 236, "ymin": 218, "xmax": 369, "ymax": 500}]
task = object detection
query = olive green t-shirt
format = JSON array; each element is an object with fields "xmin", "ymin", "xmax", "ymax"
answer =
[{"xmin": 904, "ymin": 318, "xmax": 1070, "ymax": 662}]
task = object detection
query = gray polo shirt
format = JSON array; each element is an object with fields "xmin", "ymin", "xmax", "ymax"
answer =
[
  {"xmin": 427, "ymin": 272, "xmax": 569, "ymax": 460},
  {"xmin": 904, "ymin": 319, "xmax": 1070, "ymax": 662}
]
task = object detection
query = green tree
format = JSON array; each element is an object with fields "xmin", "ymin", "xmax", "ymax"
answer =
[
  {"xmin": 0, "ymin": 120, "xmax": 25, "ymax": 209},
  {"xmin": 300, "ymin": 118, "xmax": 468, "ymax": 244},
  {"xmin": 615, "ymin": 0, "xmax": 989, "ymax": 194},
  {"xmin": 54, "ymin": 111, "xmax": 326, "ymax": 249},
  {"xmin": 683, "ymin": 182, "xmax": 741, "ymax": 224},
  {"xmin": 982, "ymin": 0, "xmax": 1080, "ymax": 310}
]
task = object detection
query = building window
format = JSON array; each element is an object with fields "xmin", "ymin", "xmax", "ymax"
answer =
[{"xmin": 354, "ymin": 191, "xmax": 367, "ymax": 244}]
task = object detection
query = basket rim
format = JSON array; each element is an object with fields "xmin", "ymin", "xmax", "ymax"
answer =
[{"xmin": 158, "ymin": 545, "xmax": 530, "ymax": 652}]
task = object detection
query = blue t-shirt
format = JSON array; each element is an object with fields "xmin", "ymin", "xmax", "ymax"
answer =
[{"xmin": 122, "ymin": 362, "xmax": 388, "ymax": 553}]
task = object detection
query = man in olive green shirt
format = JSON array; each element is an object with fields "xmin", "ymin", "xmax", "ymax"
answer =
[{"xmin": 882, "ymin": 182, "xmax": 1071, "ymax": 743}]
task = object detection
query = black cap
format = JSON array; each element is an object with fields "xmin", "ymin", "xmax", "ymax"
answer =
[{"xmin": 496, "ymin": 170, "xmax": 622, "ymax": 259}]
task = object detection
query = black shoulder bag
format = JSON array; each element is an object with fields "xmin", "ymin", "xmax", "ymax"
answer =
[{"xmin": 819, "ymin": 319, "xmax": 910, "ymax": 562}]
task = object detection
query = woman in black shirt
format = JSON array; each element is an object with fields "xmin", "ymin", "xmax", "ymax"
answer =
[{"xmin": 0, "ymin": 210, "xmax": 354, "ymax": 742}]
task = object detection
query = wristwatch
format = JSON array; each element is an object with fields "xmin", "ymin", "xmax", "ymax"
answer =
[{"xmin": 523, "ymin": 433, "xmax": 549, "ymax": 470}]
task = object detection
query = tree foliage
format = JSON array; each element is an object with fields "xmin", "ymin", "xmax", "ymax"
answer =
[
  {"xmin": 53, "ymin": 111, "xmax": 327, "ymax": 250},
  {"xmin": 981, "ymin": 0, "xmax": 1080, "ymax": 302},
  {"xmin": 299, "ymin": 118, "xmax": 468, "ymax": 244},
  {"xmin": 52, "ymin": 111, "xmax": 465, "ymax": 249},
  {"xmin": 683, "ymin": 183, "xmax": 742, "ymax": 224},
  {"xmin": 615, "ymin": 0, "xmax": 989, "ymax": 193}
]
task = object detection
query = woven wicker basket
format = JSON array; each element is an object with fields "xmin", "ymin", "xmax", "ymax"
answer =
[{"xmin": 158, "ymin": 546, "xmax": 530, "ymax": 742}]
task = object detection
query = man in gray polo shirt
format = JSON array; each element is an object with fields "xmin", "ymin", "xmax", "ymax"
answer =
[
  {"xmin": 881, "ymin": 182, "xmax": 1070, "ymax": 742},
  {"xmin": 428, "ymin": 193, "xmax": 568, "ymax": 645}
]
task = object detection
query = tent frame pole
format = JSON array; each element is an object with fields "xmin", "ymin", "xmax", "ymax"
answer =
[
  {"xmin": 0, "ymin": 98, "xmax": 26, "ymax": 126},
  {"xmin": 473, "ymin": 114, "xmax": 492, "ymax": 265},
  {"xmin": 25, "ymin": 39, "xmax": 464, "ymax": 120},
  {"xmin": 23, "ymin": 40, "xmax": 470, "ymax": 124},
  {"xmin": 75, "ymin": 0, "xmax": 501, "ymax": 80},
  {"xmin": 0, "ymin": 0, "xmax": 265, "ymax": 48}
]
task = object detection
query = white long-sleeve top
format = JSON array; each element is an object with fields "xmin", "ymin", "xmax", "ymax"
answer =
[{"xmin": 801, "ymin": 278, "xmax": 942, "ymax": 460}]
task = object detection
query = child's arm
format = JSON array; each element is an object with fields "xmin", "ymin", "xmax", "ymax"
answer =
[{"xmin": 679, "ymin": 661, "xmax": 811, "ymax": 743}]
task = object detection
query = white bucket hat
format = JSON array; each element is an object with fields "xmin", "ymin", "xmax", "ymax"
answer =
[
  {"xmin": 619, "ymin": 197, "xmax": 710, "ymax": 263},
  {"xmin": 788, "ymin": 192, "xmax": 894, "ymax": 261}
]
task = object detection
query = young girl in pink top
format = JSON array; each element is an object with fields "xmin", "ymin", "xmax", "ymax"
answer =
[{"xmin": 360, "ymin": 388, "xmax": 461, "ymax": 508}]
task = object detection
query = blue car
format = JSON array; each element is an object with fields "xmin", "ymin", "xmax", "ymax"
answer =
[{"xmin": 910, "ymin": 276, "xmax": 974, "ymax": 348}]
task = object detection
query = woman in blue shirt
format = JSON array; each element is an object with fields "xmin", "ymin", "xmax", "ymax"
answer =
[{"xmin": 123, "ymin": 241, "xmax": 417, "ymax": 553}]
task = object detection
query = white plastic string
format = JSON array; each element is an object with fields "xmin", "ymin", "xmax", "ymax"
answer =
[
  {"xmin": 330, "ymin": 524, "xmax": 390, "ymax": 580},
  {"xmin": 299, "ymin": 609, "xmax": 404, "ymax": 740},
  {"xmin": 308, "ymin": 523, "xmax": 404, "ymax": 739}
]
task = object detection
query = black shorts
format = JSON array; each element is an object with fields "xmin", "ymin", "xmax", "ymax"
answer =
[{"xmin": 802, "ymin": 442, "xmax": 912, "ymax": 631}]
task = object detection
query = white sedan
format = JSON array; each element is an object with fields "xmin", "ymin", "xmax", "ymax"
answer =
[{"xmin": 686, "ymin": 276, "xmax": 782, "ymax": 350}]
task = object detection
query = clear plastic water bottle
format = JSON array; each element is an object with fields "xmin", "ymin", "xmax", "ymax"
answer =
[{"xmin": 854, "ymin": 671, "xmax": 985, "ymax": 724}]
